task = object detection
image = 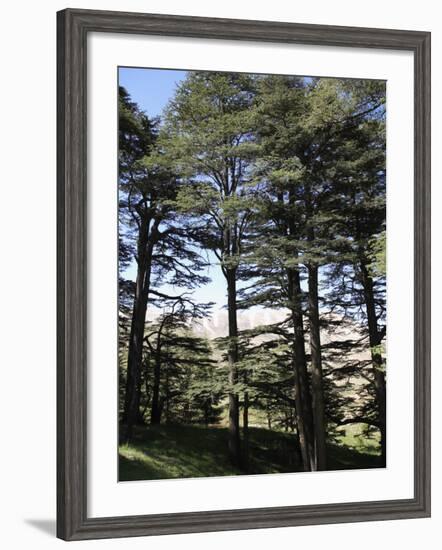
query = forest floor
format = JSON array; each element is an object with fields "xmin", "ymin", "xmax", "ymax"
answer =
[{"xmin": 119, "ymin": 424, "xmax": 383, "ymax": 481}]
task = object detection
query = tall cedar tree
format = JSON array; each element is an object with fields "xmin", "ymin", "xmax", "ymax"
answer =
[
  {"xmin": 119, "ymin": 87, "xmax": 209, "ymax": 440},
  {"xmin": 242, "ymin": 76, "xmax": 386, "ymax": 469},
  {"xmin": 322, "ymin": 82, "xmax": 386, "ymax": 460},
  {"xmin": 244, "ymin": 75, "xmax": 331, "ymax": 470},
  {"xmin": 161, "ymin": 72, "xmax": 257, "ymax": 468}
]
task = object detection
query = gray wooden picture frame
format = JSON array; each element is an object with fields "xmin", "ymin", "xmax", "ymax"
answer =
[{"xmin": 57, "ymin": 8, "xmax": 431, "ymax": 541}]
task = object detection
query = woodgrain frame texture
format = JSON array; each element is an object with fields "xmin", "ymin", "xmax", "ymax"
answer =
[{"xmin": 57, "ymin": 8, "xmax": 431, "ymax": 541}]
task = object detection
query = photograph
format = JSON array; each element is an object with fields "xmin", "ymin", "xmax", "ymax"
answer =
[{"xmin": 117, "ymin": 67, "xmax": 387, "ymax": 481}]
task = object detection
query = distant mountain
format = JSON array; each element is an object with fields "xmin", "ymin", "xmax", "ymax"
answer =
[
  {"xmin": 144, "ymin": 305, "xmax": 367, "ymax": 346},
  {"xmin": 191, "ymin": 307, "xmax": 287, "ymax": 339}
]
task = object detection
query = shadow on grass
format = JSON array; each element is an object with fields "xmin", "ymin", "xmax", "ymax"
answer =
[
  {"xmin": 119, "ymin": 423, "xmax": 383, "ymax": 482},
  {"xmin": 328, "ymin": 443, "xmax": 384, "ymax": 470}
]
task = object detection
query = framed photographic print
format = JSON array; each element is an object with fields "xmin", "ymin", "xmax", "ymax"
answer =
[{"xmin": 57, "ymin": 8, "xmax": 431, "ymax": 541}]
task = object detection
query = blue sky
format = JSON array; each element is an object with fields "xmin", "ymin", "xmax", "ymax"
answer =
[
  {"xmin": 119, "ymin": 67, "xmax": 185, "ymax": 118},
  {"xmin": 119, "ymin": 67, "xmax": 227, "ymax": 310}
]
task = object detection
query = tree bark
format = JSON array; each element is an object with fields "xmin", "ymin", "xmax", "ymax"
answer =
[
  {"xmin": 308, "ymin": 264, "xmax": 327, "ymax": 470},
  {"xmin": 123, "ymin": 216, "xmax": 158, "ymax": 440},
  {"xmin": 164, "ymin": 363, "xmax": 170, "ymax": 424},
  {"xmin": 243, "ymin": 388, "xmax": 249, "ymax": 470},
  {"xmin": 287, "ymin": 267, "xmax": 316, "ymax": 471},
  {"xmin": 284, "ymin": 189, "xmax": 316, "ymax": 471},
  {"xmin": 360, "ymin": 260, "xmax": 387, "ymax": 464},
  {"xmin": 124, "ymin": 297, "xmax": 148, "ymax": 438},
  {"xmin": 226, "ymin": 267, "xmax": 241, "ymax": 469},
  {"xmin": 123, "ymin": 227, "xmax": 153, "ymax": 440},
  {"xmin": 150, "ymin": 348, "xmax": 162, "ymax": 424}
]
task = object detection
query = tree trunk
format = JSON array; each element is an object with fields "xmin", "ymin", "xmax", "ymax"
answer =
[
  {"xmin": 164, "ymin": 363, "xmax": 170, "ymax": 424},
  {"xmin": 204, "ymin": 403, "xmax": 210, "ymax": 427},
  {"xmin": 308, "ymin": 264, "xmax": 327, "ymax": 470},
  {"xmin": 150, "ymin": 348, "xmax": 162, "ymax": 424},
  {"xmin": 123, "ymin": 231, "xmax": 152, "ymax": 440},
  {"xmin": 285, "ymin": 188, "xmax": 315, "ymax": 471},
  {"xmin": 360, "ymin": 260, "xmax": 387, "ymax": 464},
  {"xmin": 267, "ymin": 407, "xmax": 272, "ymax": 430},
  {"xmin": 243, "ymin": 389, "xmax": 249, "ymax": 470},
  {"xmin": 287, "ymin": 267, "xmax": 316, "ymax": 471},
  {"xmin": 226, "ymin": 268, "xmax": 241, "ymax": 468}
]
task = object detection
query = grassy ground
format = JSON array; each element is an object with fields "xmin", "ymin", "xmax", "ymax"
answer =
[
  {"xmin": 335, "ymin": 423, "xmax": 381, "ymax": 456},
  {"xmin": 119, "ymin": 424, "xmax": 383, "ymax": 481}
]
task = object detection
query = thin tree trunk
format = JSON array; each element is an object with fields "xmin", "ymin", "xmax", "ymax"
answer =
[
  {"xmin": 243, "ymin": 388, "xmax": 249, "ymax": 470},
  {"xmin": 204, "ymin": 403, "xmax": 210, "ymax": 427},
  {"xmin": 360, "ymin": 260, "xmax": 387, "ymax": 464},
  {"xmin": 165, "ymin": 363, "xmax": 170, "ymax": 424},
  {"xmin": 150, "ymin": 348, "xmax": 162, "ymax": 424},
  {"xmin": 134, "ymin": 364, "xmax": 145, "ymax": 425},
  {"xmin": 267, "ymin": 406, "xmax": 272, "ymax": 430},
  {"xmin": 226, "ymin": 268, "xmax": 241, "ymax": 468},
  {"xmin": 308, "ymin": 264, "xmax": 327, "ymax": 470}
]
